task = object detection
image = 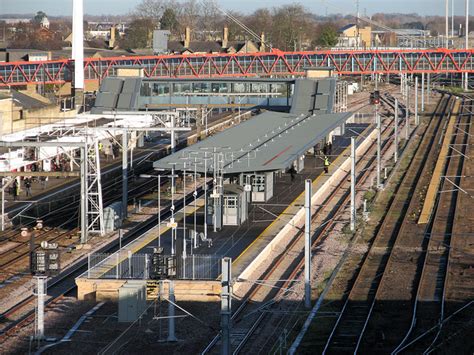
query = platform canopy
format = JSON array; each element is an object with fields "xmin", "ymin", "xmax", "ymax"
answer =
[{"xmin": 153, "ymin": 110, "xmax": 352, "ymax": 175}]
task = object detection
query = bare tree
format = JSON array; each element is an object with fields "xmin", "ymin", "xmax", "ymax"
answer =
[
  {"xmin": 199, "ymin": 0, "xmax": 222, "ymax": 40},
  {"xmin": 135, "ymin": 0, "xmax": 174, "ymax": 23},
  {"xmin": 177, "ymin": 0, "xmax": 201, "ymax": 37}
]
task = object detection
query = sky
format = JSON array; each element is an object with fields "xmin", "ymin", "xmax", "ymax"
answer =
[{"xmin": 0, "ymin": 0, "xmax": 469, "ymax": 17}]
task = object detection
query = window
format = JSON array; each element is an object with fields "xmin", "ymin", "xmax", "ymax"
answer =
[
  {"xmin": 224, "ymin": 196, "xmax": 237, "ymax": 209},
  {"xmin": 252, "ymin": 175, "xmax": 266, "ymax": 192},
  {"xmin": 152, "ymin": 83, "xmax": 170, "ymax": 96}
]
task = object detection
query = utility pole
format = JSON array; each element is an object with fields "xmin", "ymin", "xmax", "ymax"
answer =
[
  {"xmin": 221, "ymin": 257, "xmax": 232, "ymax": 355},
  {"xmin": 122, "ymin": 130, "xmax": 128, "ymax": 219},
  {"xmin": 304, "ymin": 179, "xmax": 312, "ymax": 309},
  {"xmin": 453, "ymin": 0, "xmax": 455, "ymax": 37},
  {"xmin": 427, "ymin": 73, "xmax": 431, "ymax": 104},
  {"xmin": 376, "ymin": 107, "xmax": 382, "ymax": 189},
  {"xmin": 204, "ymin": 153, "xmax": 208, "ymax": 240},
  {"xmin": 72, "ymin": 0, "xmax": 84, "ymax": 110},
  {"xmin": 167, "ymin": 280, "xmax": 177, "ymax": 342},
  {"xmin": 182, "ymin": 163, "xmax": 187, "ymax": 279},
  {"xmin": 350, "ymin": 138, "xmax": 356, "ymax": 232},
  {"xmin": 465, "ymin": 0, "xmax": 470, "ymax": 90},
  {"xmin": 406, "ymin": 86, "xmax": 410, "ymax": 140},
  {"xmin": 446, "ymin": 0, "xmax": 450, "ymax": 48},
  {"xmin": 415, "ymin": 76, "xmax": 419, "ymax": 125},
  {"xmin": 35, "ymin": 276, "xmax": 47, "ymax": 341},
  {"xmin": 394, "ymin": 99, "xmax": 399, "ymax": 163},
  {"xmin": 80, "ymin": 145, "xmax": 87, "ymax": 243},
  {"xmin": 421, "ymin": 73, "xmax": 425, "ymax": 112}
]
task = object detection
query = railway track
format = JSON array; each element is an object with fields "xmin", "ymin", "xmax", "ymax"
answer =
[
  {"xmin": 392, "ymin": 97, "xmax": 473, "ymax": 354},
  {"xmin": 0, "ymin": 176, "xmax": 212, "ymax": 343},
  {"xmin": 0, "ymin": 112, "xmax": 248, "ymax": 342},
  {"xmin": 0, "ymin": 112, "xmax": 244, "ymax": 276},
  {"xmin": 3, "ymin": 111, "xmax": 240, "ymax": 225},
  {"xmin": 321, "ymin": 94, "xmax": 453, "ymax": 354},
  {"xmin": 202, "ymin": 92, "xmax": 410, "ymax": 354}
]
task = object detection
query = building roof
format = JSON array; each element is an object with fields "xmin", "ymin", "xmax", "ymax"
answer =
[
  {"xmin": 11, "ymin": 90, "xmax": 49, "ymax": 109},
  {"xmin": 339, "ymin": 24, "xmax": 357, "ymax": 33},
  {"xmin": 153, "ymin": 110, "xmax": 351, "ymax": 174}
]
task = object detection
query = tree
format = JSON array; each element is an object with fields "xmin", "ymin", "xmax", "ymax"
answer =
[
  {"xmin": 135, "ymin": 0, "xmax": 169, "ymax": 22},
  {"xmin": 271, "ymin": 4, "xmax": 311, "ymax": 51},
  {"xmin": 33, "ymin": 11, "xmax": 47, "ymax": 24},
  {"xmin": 121, "ymin": 18, "xmax": 156, "ymax": 49},
  {"xmin": 315, "ymin": 24, "xmax": 338, "ymax": 47},
  {"xmin": 160, "ymin": 8, "xmax": 178, "ymax": 33}
]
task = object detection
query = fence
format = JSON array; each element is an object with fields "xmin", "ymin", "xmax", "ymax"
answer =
[{"xmin": 87, "ymin": 252, "xmax": 222, "ymax": 281}]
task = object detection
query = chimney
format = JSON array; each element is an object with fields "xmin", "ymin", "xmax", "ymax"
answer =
[
  {"xmin": 72, "ymin": 0, "xmax": 84, "ymax": 92},
  {"xmin": 109, "ymin": 25, "xmax": 116, "ymax": 49},
  {"xmin": 260, "ymin": 32, "xmax": 266, "ymax": 52},
  {"xmin": 184, "ymin": 27, "xmax": 191, "ymax": 48},
  {"xmin": 222, "ymin": 26, "xmax": 229, "ymax": 49}
]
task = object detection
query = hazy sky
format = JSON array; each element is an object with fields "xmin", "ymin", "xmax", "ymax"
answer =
[{"xmin": 0, "ymin": 0, "xmax": 469, "ymax": 17}]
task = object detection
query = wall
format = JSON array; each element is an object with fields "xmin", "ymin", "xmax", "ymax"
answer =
[{"xmin": 76, "ymin": 277, "xmax": 222, "ymax": 302}]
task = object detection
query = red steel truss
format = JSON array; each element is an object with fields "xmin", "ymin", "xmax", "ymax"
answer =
[{"xmin": 1, "ymin": 48, "xmax": 473, "ymax": 87}]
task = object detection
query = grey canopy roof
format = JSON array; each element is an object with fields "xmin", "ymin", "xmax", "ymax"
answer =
[{"xmin": 153, "ymin": 110, "xmax": 352, "ymax": 174}]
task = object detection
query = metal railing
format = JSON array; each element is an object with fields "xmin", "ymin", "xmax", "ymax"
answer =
[{"xmin": 86, "ymin": 252, "xmax": 222, "ymax": 281}]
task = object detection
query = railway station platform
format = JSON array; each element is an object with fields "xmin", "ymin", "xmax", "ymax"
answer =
[
  {"xmin": 75, "ymin": 122, "xmax": 371, "ymax": 302},
  {"xmin": 1, "ymin": 111, "xmax": 237, "ymax": 229}
]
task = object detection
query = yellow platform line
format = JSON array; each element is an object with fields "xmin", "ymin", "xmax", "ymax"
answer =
[{"xmin": 418, "ymin": 100, "xmax": 460, "ymax": 224}]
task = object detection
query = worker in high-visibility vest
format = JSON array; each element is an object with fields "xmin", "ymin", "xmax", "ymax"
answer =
[{"xmin": 324, "ymin": 156, "xmax": 330, "ymax": 174}]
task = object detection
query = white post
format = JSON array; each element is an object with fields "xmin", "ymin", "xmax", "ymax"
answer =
[
  {"xmin": 80, "ymin": 145, "xmax": 87, "ymax": 244},
  {"xmin": 395, "ymin": 99, "xmax": 399, "ymax": 163},
  {"xmin": 204, "ymin": 156, "xmax": 208, "ymax": 239},
  {"xmin": 406, "ymin": 86, "xmax": 410, "ymax": 140},
  {"xmin": 376, "ymin": 108, "xmax": 382, "ymax": 189},
  {"xmin": 171, "ymin": 114, "xmax": 176, "ymax": 153},
  {"xmin": 72, "ymin": 0, "xmax": 84, "ymax": 110},
  {"xmin": 193, "ymin": 162, "xmax": 198, "ymax": 250},
  {"xmin": 415, "ymin": 76, "xmax": 419, "ymax": 125},
  {"xmin": 465, "ymin": 0, "xmax": 470, "ymax": 90},
  {"xmin": 453, "ymin": 0, "xmax": 455, "ymax": 37},
  {"xmin": 171, "ymin": 164, "xmax": 176, "ymax": 255},
  {"xmin": 167, "ymin": 281, "xmax": 177, "ymax": 342},
  {"xmin": 1, "ymin": 178, "xmax": 5, "ymax": 232},
  {"xmin": 122, "ymin": 131, "xmax": 128, "ymax": 219},
  {"xmin": 144, "ymin": 255, "xmax": 149, "ymax": 280},
  {"xmin": 427, "ymin": 73, "xmax": 431, "ymax": 105},
  {"xmin": 221, "ymin": 257, "xmax": 232, "ymax": 355},
  {"xmin": 35, "ymin": 276, "xmax": 47, "ymax": 340},
  {"xmin": 304, "ymin": 179, "xmax": 312, "ymax": 309},
  {"xmin": 158, "ymin": 175, "xmax": 161, "ymax": 247},
  {"xmin": 466, "ymin": 0, "xmax": 470, "ymax": 50},
  {"xmin": 446, "ymin": 0, "xmax": 449, "ymax": 48},
  {"xmin": 421, "ymin": 72, "xmax": 425, "ymax": 112},
  {"xmin": 350, "ymin": 137, "xmax": 356, "ymax": 232},
  {"xmin": 87, "ymin": 253, "xmax": 91, "ymax": 278},
  {"xmin": 182, "ymin": 164, "xmax": 187, "ymax": 278}
]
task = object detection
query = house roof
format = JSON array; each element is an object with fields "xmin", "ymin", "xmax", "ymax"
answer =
[
  {"xmin": 11, "ymin": 90, "xmax": 49, "ymax": 109},
  {"xmin": 338, "ymin": 24, "xmax": 357, "ymax": 33},
  {"xmin": 168, "ymin": 40, "xmax": 223, "ymax": 54}
]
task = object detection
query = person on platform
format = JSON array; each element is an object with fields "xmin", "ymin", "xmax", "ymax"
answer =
[
  {"xmin": 324, "ymin": 156, "xmax": 331, "ymax": 174},
  {"xmin": 24, "ymin": 178, "xmax": 32, "ymax": 197},
  {"xmin": 12, "ymin": 180, "xmax": 19, "ymax": 201}
]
